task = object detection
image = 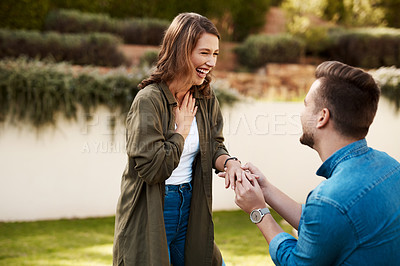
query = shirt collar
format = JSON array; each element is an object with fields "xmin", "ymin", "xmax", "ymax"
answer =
[{"xmin": 316, "ymin": 139, "xmax": 369, "ymax": 179}]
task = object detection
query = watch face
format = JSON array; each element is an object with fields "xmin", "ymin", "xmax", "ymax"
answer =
[{"xmin": 251, "ymin": 210, "xmax": 261, "ymax": 223}]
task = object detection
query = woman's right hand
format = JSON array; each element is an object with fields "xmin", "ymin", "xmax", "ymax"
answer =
[{"xmin": 175, "ymin": 92, "xmax": 197, "ymax": 139}]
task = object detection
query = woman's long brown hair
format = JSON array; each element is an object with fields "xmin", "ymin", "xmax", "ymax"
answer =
[{"xmin": 138, "ymin": 13, "xmax": 220, "ymax": 97}]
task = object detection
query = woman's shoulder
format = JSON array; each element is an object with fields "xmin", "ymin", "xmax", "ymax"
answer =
[{"xmin": 134, "ymin": 83, "xmax": 165, "ymax": 103}]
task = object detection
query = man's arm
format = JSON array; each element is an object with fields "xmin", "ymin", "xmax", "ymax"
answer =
[
  {"xmin": 235, "ymin": 170, "xmax": 353, "ymax": 266},
  {"xmin": 241, "ymin": 163, "xmax": 302, "ymax": 230},
  {"xmin": 234, "ymin": 173, "xmax": 284, "ymax": 243}
]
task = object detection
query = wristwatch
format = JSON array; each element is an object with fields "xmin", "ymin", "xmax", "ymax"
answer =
[{"xmin": 250, "ymin": 208, "xmax": 270, "ymax": 224}]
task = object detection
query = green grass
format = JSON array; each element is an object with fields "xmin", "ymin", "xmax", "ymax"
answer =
[{"xmin": 0, "ymin": 210, "xmax": 294, "ymax": 265}]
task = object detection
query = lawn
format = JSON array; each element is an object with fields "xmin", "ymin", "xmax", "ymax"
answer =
[{"xmin": 0, "ymin": 210, "xmax": 294, "ymax": 265}]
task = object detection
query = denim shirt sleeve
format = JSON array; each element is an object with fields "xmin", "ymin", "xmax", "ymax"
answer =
[{"xmin": 269, "ymin": 200, "xmax": 356, "ymax": 265}]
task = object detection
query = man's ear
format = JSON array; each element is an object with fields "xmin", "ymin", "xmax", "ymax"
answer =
[{"xmin": 316, "ymin": 108, "xmax": 330, "ymax": 129}]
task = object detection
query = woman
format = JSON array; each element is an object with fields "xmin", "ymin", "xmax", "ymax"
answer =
[{"xmin": 113, "ymin": 12, "xmax": 242, "ymax": 266}]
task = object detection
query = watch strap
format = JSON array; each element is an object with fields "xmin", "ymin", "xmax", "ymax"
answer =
[{"xmin": 250, "ymin": 208, "xmax": 270, "ymax": 224}]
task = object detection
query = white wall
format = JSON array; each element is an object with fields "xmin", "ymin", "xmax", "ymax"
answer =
[{"xmin": 1, "ymin": 99, "xmax": 399, "ymax": 221}]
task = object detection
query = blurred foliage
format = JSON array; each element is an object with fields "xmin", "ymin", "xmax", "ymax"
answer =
[
  {"xmin": 235, "ymin": 34, "xmax": 305, "ymax": 70},
  {"xmin": 0, "ymin": 58, "xmax": 238, "ymax": 129},
  {"xmin": 0, "ymin": 0, "xmax": 50, "ymax": 30},
  {"xmin": 380, "ymin": 0, "xmax": 400, "ymax": 28},
  {"xmin": 139, "ymin": 50, "xmax": 159, "ymax": 67},
  {"xmin": 0, "ymin": 57, "xmax": 141, "ymax": 128},
  {"xmin": 326, "ymin": 28, "xmax": 400, "ymax": 68},
  {"xmin": 1, "ymin": 0, "xmax": 271, "ymax": 42},
  {"xmin": 281, "ymin": 0, "xmax": 397, "ymax": 60},
  {"xmin": 228, "ymin": 0, "xmax": 271, "ymax": 41},
  {"xmin": 283, "ymin": 0, "xmax": 386, "ymax": 29},
  {"xmin": 45, "ymin": 9, "xmax": 169, "ymax": 45},
  {"xmin": 322, "ymin": 0, "xmax": 386, "ymax": 27},
  {"xmin": 370, "ymin": 66, "xmax": 400, "ymax": 111},
  {"xmin": 0, "ymin": 29, "xmax": 128, "ymax": 67}
]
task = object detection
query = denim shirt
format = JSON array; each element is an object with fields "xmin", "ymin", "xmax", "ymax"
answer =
[{"xmin": 270, "ymin": 139, "xmax": 400, "ymax": 265}]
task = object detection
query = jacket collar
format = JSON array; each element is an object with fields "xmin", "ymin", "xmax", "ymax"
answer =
[
  {"xmin": 316, "ymin": 139, "xmax": 369, "ymax": 179},
  {"xmin": 159, "ymin": 81, "xmax": 177, "ymax": 106},
  {"xmin": 159, "ymin": 81, "xmax": 204, "ymax": 105}
]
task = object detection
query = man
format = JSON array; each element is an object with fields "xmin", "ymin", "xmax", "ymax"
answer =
[{"xmin": 231, "ymin": 61, "xmax": 400, "ymax": 265}]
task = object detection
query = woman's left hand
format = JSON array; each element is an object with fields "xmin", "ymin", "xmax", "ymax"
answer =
[{"xmin": 222, "ymin": 160, "xmax": 243, "ymax": 190}]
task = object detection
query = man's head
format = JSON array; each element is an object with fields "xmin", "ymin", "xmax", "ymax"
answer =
[{"xmin": 300, "ymin": 61, "xmax": 380, "ymax": 148}]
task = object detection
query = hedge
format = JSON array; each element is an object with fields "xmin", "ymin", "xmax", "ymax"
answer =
[
  {"xmin": 0, "ymin": 58, "xmax": 239, "ymax": 128},
  {"xmin": 44, "ymin": 9, "xmax": 169, "ymax": 45},
  {"xmin": 235, "ymin": 34, "xmax": 305, "ymax": 70},
  {"xmin": 0, "ymin": 29, "xmax": 128, "ymax": 67},
  {"xmin": 326, "ymin": 28, "xmax": 400, "ymax": 68}
]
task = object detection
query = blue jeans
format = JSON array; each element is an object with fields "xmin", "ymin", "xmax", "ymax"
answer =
[
  {"xmin": 163, "ymin": 183, "xmax": 226, "ymax": 266},
  {"xmin": 163, "ymin": 183, "xmax": 192, "ymax": 266}
]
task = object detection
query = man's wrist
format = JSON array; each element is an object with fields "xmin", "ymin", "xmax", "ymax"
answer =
[{"xmin": 250, "ymin": 207, "xmax": 270, "ymax": 224}]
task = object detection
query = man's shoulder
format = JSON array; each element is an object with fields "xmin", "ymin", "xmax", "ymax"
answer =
[{"xmin": 309, "ymin": 149, "xmax": 400, "ymax": 211}]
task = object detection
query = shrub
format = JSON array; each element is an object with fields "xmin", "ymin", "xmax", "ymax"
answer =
[
  {"xmin": 118, "ymin": 18, "xmax": 168, "ymax": 45},
  {"xmin": 235, "ymin": 34, "xmax": 305, "ymax": 70},
  {"xmin": 139, "ymin": 50, "xmax": 159, "ymax": 67},
  {"xmin": 0, "ymin": 58, "xmax": 142, "ymax": 127},
  {"xmin": 0, "ymin": 0, "xmax": 50, "ymax": 30},
  {"xmin": 0, "ymin": 29, "xmax": 128, "ymax": 67},
  {"xmin": 44, "ymin": 9, "xmax": 169, "ymax": 45},
  {"xmin": 370, "ymin": 66, "xmax": 400, "ymax": 110},
  {"xmin": 228, "ymin": 0, "xmax": 271, "ymax": 41},
  {"xmin": 327, "ymin": 28, "xmax": 400, "ymax": 68},
  {"xmin": 44, "ymin": 9, "xmax": 118, "ymax": 33}
]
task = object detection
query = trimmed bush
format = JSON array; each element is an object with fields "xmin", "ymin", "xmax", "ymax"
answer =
[
  {"xmin": 0, "ymin": 29, "xmax": 128, "ymax": 67},
  {"xmin": 0, "ymin": 58, "xmax": 141, "ymax": 127},
  {"xmin": 139, "ymin": 50, "xmax": 159, "ymax": 67},
  {"xmin": 235, "ymin": 34, "xmax": 305, "ymax": 70},
  {"xmin": 327, "ymin": 28, "xmax": 400, "ymax": 68},
  {"xmin": 44, "ymin": 9, "xmax": 118, "ymax": 33},
  {"xmin": 44, "ymin": 9, "xmax": 169, "ymax": 45}
]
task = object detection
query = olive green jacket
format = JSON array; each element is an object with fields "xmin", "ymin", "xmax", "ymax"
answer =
[{"xmin": 113, "ymin": 82, "xmax": 229, "ymax": 265}]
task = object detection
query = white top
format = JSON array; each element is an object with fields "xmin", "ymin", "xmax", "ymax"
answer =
[{"xmin": 166, "ymin": 117, "xmax": 200, "ymax": 185}]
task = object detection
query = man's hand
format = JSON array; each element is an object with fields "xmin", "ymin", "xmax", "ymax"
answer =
[
  {"xmin": 241, "ymin": 162, "xmax": 268, "ymax": 191},
  {"xmin": 234, "ymin": 171, "xmax": 267, "ymax": 214}
]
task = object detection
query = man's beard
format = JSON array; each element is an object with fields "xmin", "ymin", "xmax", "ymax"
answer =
[{"xmin": 300, "ymin": 130, "xmax": 315, "ymax": 148}]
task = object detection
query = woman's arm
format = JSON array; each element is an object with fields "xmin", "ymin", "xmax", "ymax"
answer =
[
  {"xmin": 126, "ymin": 90, "xmax": 185, "ymax": 185},
  {"xmin": 209, "ymin": 93, "xmax": 243, "ymax": 189}
]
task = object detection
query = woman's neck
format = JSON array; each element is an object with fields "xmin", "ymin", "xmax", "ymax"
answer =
[{"xmin": 167, "ymin": 79, "xmax": 191, "ymax": 105}]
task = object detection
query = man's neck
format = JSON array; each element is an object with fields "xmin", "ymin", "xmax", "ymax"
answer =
[{"xmin": 315, "ymin": 134, "xmax": 359, "ymax": 162}]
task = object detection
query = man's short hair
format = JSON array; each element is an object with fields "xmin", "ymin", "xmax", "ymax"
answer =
[{"xmin": 315, "ymin": 61, "xmax": 381, "ymax": 139}]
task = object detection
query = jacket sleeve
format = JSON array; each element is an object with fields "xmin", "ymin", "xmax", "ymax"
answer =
[
  {"xmin": 125, "ymin": 91, "xmax": 184, "ymax": 185},
  {"xmin": 209, "ymin": 93, "xmax": 229, "ymax": 169}
]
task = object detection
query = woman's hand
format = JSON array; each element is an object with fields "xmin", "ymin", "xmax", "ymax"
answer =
[
  {"xmin": 241, "ymin": 162, "xmax": 268, "ymax": 190},
  {"xmin": 175, "ymin": 92, "xmax": 197, "ymax": 139}
]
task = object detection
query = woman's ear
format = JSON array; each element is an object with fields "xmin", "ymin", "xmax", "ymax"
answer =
[{"xmin": 316, "ymin": 108, "xmax": 330, "ymax": 129}]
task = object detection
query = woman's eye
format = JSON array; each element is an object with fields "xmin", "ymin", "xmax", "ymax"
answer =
[{"xmin": 214, "ymin": 53, "xmax": 219, "ymax": 56}]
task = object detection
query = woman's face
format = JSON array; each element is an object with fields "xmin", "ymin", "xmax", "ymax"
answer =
[{"xmin": 190, "ymin": 33, "xmax": 219, "ymax": 86}]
